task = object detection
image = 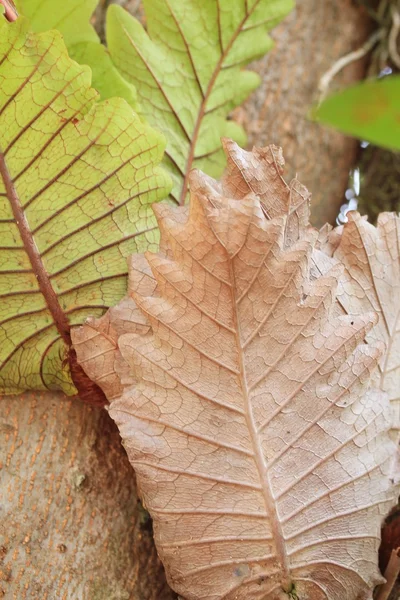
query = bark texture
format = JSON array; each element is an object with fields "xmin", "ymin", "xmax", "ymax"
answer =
[
  {"xmin": 0, "ymin": 393, "xmax": 174, "ymax": 600},
  {"xmin": 239, "ymin": 0, "xmax": 372, "ymax": 227},
  {"xmin": 358, "ymin": 146, "xmax": 400, "ymax": 222}
]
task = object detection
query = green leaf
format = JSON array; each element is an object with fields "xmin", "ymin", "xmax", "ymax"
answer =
[
  {"xmin": 72, "ymin": 41, "xmax": 139, "ymax": 111},
  {"xmin": 15, "ymin": 0, "xmax": 99, "ymax": 46},
  {"xmin": 106, "ymin": 0, "xmax": 294, "ymax": 204},
  {"xmin": 15, "ymin": 0, "xmax": 140, "ymax": 111},
  {"xmin": 316, "ymin": 76, "xmax": 400, "ymax": 151},
  {"xmin": 0, "ymin": 17, "xmax": 170, "ymax": 396}
]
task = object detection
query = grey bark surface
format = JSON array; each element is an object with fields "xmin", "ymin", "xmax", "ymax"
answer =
[{"xmin": 0, "ymin": 393, "xmax": 174, "ymax": 600}]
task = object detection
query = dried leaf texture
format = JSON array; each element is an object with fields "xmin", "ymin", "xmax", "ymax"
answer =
[
  {"xmin": 73, "ymin": 148, "xmax": 397, "ymax": 600},
  {"xmin": 220, "ymin": 138, "xmax": 311, "ymax": 247},
  {"xmin": 320, "ymin": 212, "xmax": 400, "ymax": 435},
  {"xmin": 72, "ymin": 138, "xmax": 312, "ymax": 398}
]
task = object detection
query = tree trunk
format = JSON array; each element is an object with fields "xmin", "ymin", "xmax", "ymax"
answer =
[
  {"xmin": 240, "ymin": 0, "xmax": 372, "ymax": 227},
  {"xmin": 0, "ymin": 2, "xmax": 374, "ymax": 599},
  {"xmin": 0, "ymin": 393, "xmax": 174, "ymax": 600}
]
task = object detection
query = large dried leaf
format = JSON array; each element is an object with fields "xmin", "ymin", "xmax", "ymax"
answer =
[
  {"xmin": 106, "ymin": 0, "xmax": 293, "ymax": 204},
  {"xmin": 0, "ymin": 17, "xmax": 170, "ymax": 396},
  {"xmin": 318, "ymin": 212, "xmax": 400, "ymax": 434},
  {"xmin": 73, "ymin": 146, "xmax": 397, "ymax": 599}
]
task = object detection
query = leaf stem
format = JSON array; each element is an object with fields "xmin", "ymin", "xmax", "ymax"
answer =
[
  {"xmin": 179, "ymin": 1, "xmax": 261, "ymax": 205},
  {"xmin": 0, "ymin": 0, "xmax": 18, "ymax": 21},
  {"xmin": 0, "ymin": 149, "xmax": 106, "ymax": 406},
  {"xmin": 318, "ymin": 29, "xmax": 384, "ymax": 103},
  {"xmin": 0, "ymin": 150, "xmax": 72, "ymax": 346},
  {"xmin": 375, "ymin": 548, "xmax": 400, "ymax": 600},
  {"xmin": 389, "ymin": 4, "xmax": 400, "ymax": 69}
]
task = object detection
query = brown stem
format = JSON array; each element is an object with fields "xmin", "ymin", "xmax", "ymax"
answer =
[
  {"xmin": 0, "ymin": 150, "xmax": 106, "ymax": 406},
  {"xmin": 0, "ymin": 0, "xmax": 18, "ymax": 22},
  {"xmin": 179, "ymin": 0, "xmax": 265, "ymax": 205},
  {"xmin": 0, "ymin": 151, "xmax": 73, "ymax": 346},
  {"xmin": 375, "ymin": 548, "xmax": 400, "ymax": 600}
]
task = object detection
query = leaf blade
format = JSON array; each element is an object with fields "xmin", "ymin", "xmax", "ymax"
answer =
[
  {"xmin": 15, "ymin": 0, "xmax": 99, "ymax": 46},
  {"xmin": 316, "ymin": 77, "xmax": 400, "ymax": 151},
  {"xmin": 15, "ymin": 0, "xmax": 140, "ymax": 111},
  {"xmin": 74, "ymin": 144, "xmax": 397, "ymax": 599},
  {"xmin": 319, "ymin": 211, "xmax": 400, "ymax": 434},
  {"xmin": 0, "ymin": 17, "xmax": 170, "ymax": 395},
  {"xmin": 106, "ymin": 0, "xmax": 293, "ymax": 204}
]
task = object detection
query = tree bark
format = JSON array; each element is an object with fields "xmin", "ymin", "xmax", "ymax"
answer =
[
  {"xmin": 240, "ymin": 0, "xmax": 373, "ymax": 227},
  {"xmin": 0, "ymin": 2, "xmax": 375, "ymax": 599},
  {"xmin": 0, "ymin": 393, "xmax": 174, "ymax": 600}
]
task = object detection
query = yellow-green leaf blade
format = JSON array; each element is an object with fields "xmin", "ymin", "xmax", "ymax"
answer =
[
  {"xmin": 0, "ymin": 17, "xmax": 170, "ymax": 395},
  {"xmin": 15, "ymin": 0, "xmax": 99, "ymax": 46},
  {"xmin": 15, "ymin": 0, "xmax": 140, "ymax": 111},
  {"xmin": 106, "ymin": 0, "xmax": 293, "ymax": 204},
  {"xmin": 72, "ymin": 41, "xmax": 139, "ymax": 111}
]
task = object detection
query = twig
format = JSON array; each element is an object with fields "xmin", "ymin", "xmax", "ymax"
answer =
[
  {"xmin": 377, "ymin": 0, "xmax": 391, "ymax": 22},
  {"xmin": 375, "ymin": 547, "xmax": 400, "ymax": 600},
  {"xmin": 318, "ymin": 29, "xmax": 384, "ymax": 103},
  {"xmin": 0, "ymin": 0, "xmax": 18, "ymax": 21},
  {"xmin": 389, "ymin": 5, "xmax": 400, "ymax": 69}
]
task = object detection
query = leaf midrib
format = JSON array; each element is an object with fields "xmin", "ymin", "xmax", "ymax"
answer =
[
  {"xmin": 0, "ymin": 147, "xmax": 107, "ymax": 403},
  {"xmin": 178, "ymin": 0, "xmax": 262, "ymax": 205},
  {"xmin": 0, "ymin": 148, "xmax": 72, "ymax": 346},
  {"xmin": 227, "ymin": 255, "xmax": 292, "ymax": 590},
  {"xmin": 381, "ymin": 307, "xmax": 400, "ymax": 394}
]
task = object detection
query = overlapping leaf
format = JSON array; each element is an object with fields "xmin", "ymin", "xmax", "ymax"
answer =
[
  {"xmin": 318, "ymin": 212, "xmax": 400, "ymax": 435},
  {"xmin": 224, "ymin": 144, "xmax": 400, "ymax": 441},
  {"xmin": 106, "ymin": 0, "xmax": 293, "ymax": 204},
  {"xmin": 15, "ymin": 0, "xmax": 139, "ymax": 111},
  {"xmin": 316, "ymin": 77, "xmax": 400, "ymax": 152},
  {"xmin": 15, "ymin": 0, "xmax": 99, "ymax": 46},
  {"xmin": 73, "ymin": 145, "xmax": 397, "ymax": 599},
  {"xmin": 0, "ymin": 17, "xmax": 170, "ymax": 395}
]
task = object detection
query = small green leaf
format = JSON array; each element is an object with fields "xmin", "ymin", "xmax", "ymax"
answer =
[
  {"xmin": 0, "ymin": 17, "xmax": 170, "ymax": 395},
  {"xmin": 15, "ymin": 0, "xmax": 140, "ymax": 111},
  {"xmin": 316, "ymin": 76, "xmax": 400, "ymax": 151},
  {"xmin": 106, "ymin": 0, "xmax": 294, "ymax": 205}
]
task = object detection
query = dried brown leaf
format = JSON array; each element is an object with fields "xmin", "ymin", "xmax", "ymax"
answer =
[
  {"xmin": 318, "ymin": 212, "xmax": 400, "ymax": 435},
  {"xmin": 73, "ymin": 146, "xmax": 397, "ymax": 600},
  {"xmin": 220, "ymin": 139, "xmax": 311, "ymax": 247}
]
